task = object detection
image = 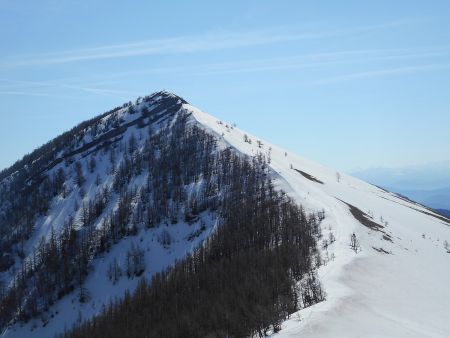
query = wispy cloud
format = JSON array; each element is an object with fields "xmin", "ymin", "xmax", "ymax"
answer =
[
  {"xmin": 0, "ymin": 18, "xmax": 432, "ymax": 99},
  {"xmin": 49, "ymin": 46, "xmax": 448, "ymax": 80},
  {"xmin": 58, "ymin": 85, "xmax": 142, "ymax": 97},
  {"xmin": 1, "ymin": 28, "xmax": 329, "ymax": 68},
  {"xmin": 0, "ymin": 78, "xmax": 140, "ymax": 98},
  {"xmin": 179, "ymin": 48, "xmax": 450, "ymax": 76},
  {"xmin": 0, "ymin": 90, "xmax": 65, "ymax": 98},
  {"xmin": 0, "ymin": 19, "xmax": 419, "ymax": 68},
  {"xmin": 2, "ymin": 43, "xmax": 448, "ymax": 97},
  {"xmin": 311, "ymin": 64, "xmax": 450, "ymax": 85}
]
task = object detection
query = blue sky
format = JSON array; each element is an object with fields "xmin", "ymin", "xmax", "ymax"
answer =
[{"xmin": 1, "ymin": 0, "xmax": 449, "ymax": 172}]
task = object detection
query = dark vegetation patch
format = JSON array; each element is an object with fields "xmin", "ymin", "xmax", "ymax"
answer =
[
  {"xmin": 32, "ymin": 94, "xmax": 183, "ymax": 182},
  {"xmin": 0, "ymin": 91, "xmax": 183, "ymax": 262},
  {"xmin": 337, "ymin": 199, "xmax": 384, "ymax": 232},
  {"xmin": 382, "ymin": 234, "xmax": 393, "ymax": 242},
  {"xmin": 1, "ymin": 104, "xmax": 324, "ymax": 337},
  {"xmin": 294, "ymin": 169, "xmax": 324, "ymax": 184},
  {"xmin": 186, "ymin": 223, "xmax": 207, "ymax": 241},
  {"xmin": 57, "ymin": 124, "xmax": 325, "ymax": 338},
  {"xmin": 0, "ymin": 91, "xmax": 182, "ymax": 182},
  {"xmin": 62, "ymin": 181, "xmax": 324, "ymax": 338},
  {"xmin": 336, "ymin": 199, "xmax": 394, "ymax": 243},
  {"xmin": 372, "ymin": 247, "xmax": 391, "ymax": 254}
]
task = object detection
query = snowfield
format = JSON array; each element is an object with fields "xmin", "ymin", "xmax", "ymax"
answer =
[
  {"xmin": 2, "ymin": 93, "xmax": 449, "ymax": 337},
  {"xmin": 189, "ymin": 104, "xmax": 450, "ymax": 338}
]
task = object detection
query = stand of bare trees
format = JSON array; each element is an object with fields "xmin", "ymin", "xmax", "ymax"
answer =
[
  {"xmin": 1, "ymin": 93, "xmax": 325, "ymax": 336},
  {"xmin": 58, "ymin": 145, "xmax": 324, "ymax": 338}
]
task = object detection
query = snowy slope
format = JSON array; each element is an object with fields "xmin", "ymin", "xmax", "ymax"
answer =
[
  {"xmin": 187, "ymin": 104, "xmax": 450, "ymax": 338},
  {"xmin": 2, "ymin": 92, "xmax": 449, "ymax": 338},
  {"xmin": 1, "ymin": 92, "xmax": 218, "ymax": 338}
]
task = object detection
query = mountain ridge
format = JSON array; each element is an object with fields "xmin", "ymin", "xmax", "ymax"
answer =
[
  {"xmin": 0, "ymin": 90, "xmax": 184, "ymax": 181},
  {"xmin": 1, "ymin": 91, "xmax": 450, "ymax": 338},
  {"xmin": 1, "ymin": 91, "xmax": 324, "ymax": 337}
]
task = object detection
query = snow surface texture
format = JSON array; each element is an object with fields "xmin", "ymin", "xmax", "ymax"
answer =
[
  {"xmin": 188, "ymin": 104, "xmax": 450, "ymax": 338},
  {"xmin": 2, "ymin": 92, "xmax": 450, "ymax": 337}
]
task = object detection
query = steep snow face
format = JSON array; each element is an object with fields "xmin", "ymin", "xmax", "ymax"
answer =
[{"xmin": 187, "ymin": 104, "xmax": 450, "ymax": 338}]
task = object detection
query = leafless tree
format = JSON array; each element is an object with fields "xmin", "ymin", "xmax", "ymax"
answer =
[
  {"xmin": 350, "ymin": 233, "xmax": 361, "ymax": 253},
  {"xmin": 444, "ymin": 240, "xmax": 450, "ymax": 253},
  {"xmin": 328, "ymin": 231, "xmax": 336, "ymax": 244},
  {"xmin": 107, "ymin": 257, "xmax": 122, "ymax": 284}
]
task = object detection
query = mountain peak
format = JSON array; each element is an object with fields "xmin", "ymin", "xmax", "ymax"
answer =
[
  {"xmin": 1, "ymin": 94, "xmax": 450, "ymax": 338},
  {"xmin": 144, "ymin": 90, "xmax": 188, "ymax": 105},
  {"xmin": 0, "ymin": 90, "xmax": 187, "ymax": 184}
]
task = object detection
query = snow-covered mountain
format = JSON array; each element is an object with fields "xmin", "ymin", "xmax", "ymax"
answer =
[
  {"xmin": 1, "ymin": 91, "xmax": 449, "ymax": 338},
  {"xmin": 192, "ymin": 104, "xmax": 450, "ymax": 338}
]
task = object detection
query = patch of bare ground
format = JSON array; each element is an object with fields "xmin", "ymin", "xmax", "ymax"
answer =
[
  {"xmin": 382, "ymin": 234, "xmax": 393, "ymax": 242},
  {"xmin": 293, "ymin": 168, "xmax": 324, "ymax": 184},
  {"xmin": 372, "ymin": 247, "xmax": 391, "ymax": 254},
  {"xmin": 336, "ymin": 198, "xmax": 394, "ymax": 243}
]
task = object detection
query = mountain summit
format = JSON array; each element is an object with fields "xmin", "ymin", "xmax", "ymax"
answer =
[{"xmin": 1, "ymin": 91, "xmax": 449, "ymax": 338}]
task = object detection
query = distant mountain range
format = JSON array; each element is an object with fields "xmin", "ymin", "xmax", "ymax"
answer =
[
  {"xmin": 352, "ymin": 163, "xmax": 450, "ymax": 211},
  {"xmin": 435, "ymin": 209, "xmax": 450, "ymax": 218}
]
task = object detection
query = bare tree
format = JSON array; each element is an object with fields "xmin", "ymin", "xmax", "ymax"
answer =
[
  {"xmin": 328, "ymin": 231, "xmax": 336, "ymax": 244},
  {"xmin": 350, "ymin": 233, "xmax": 361, "ymax": 253},
  {"xmin": 88, "ymin": 156, "xmax": 97, "ymax": 173},
  {"xmin": 107, "ymin": 258, "xmax": 122, "ymax": 284},
  {"xmin": 74, "ymin": 161, "xmax": 85, "ymax": 186}
]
